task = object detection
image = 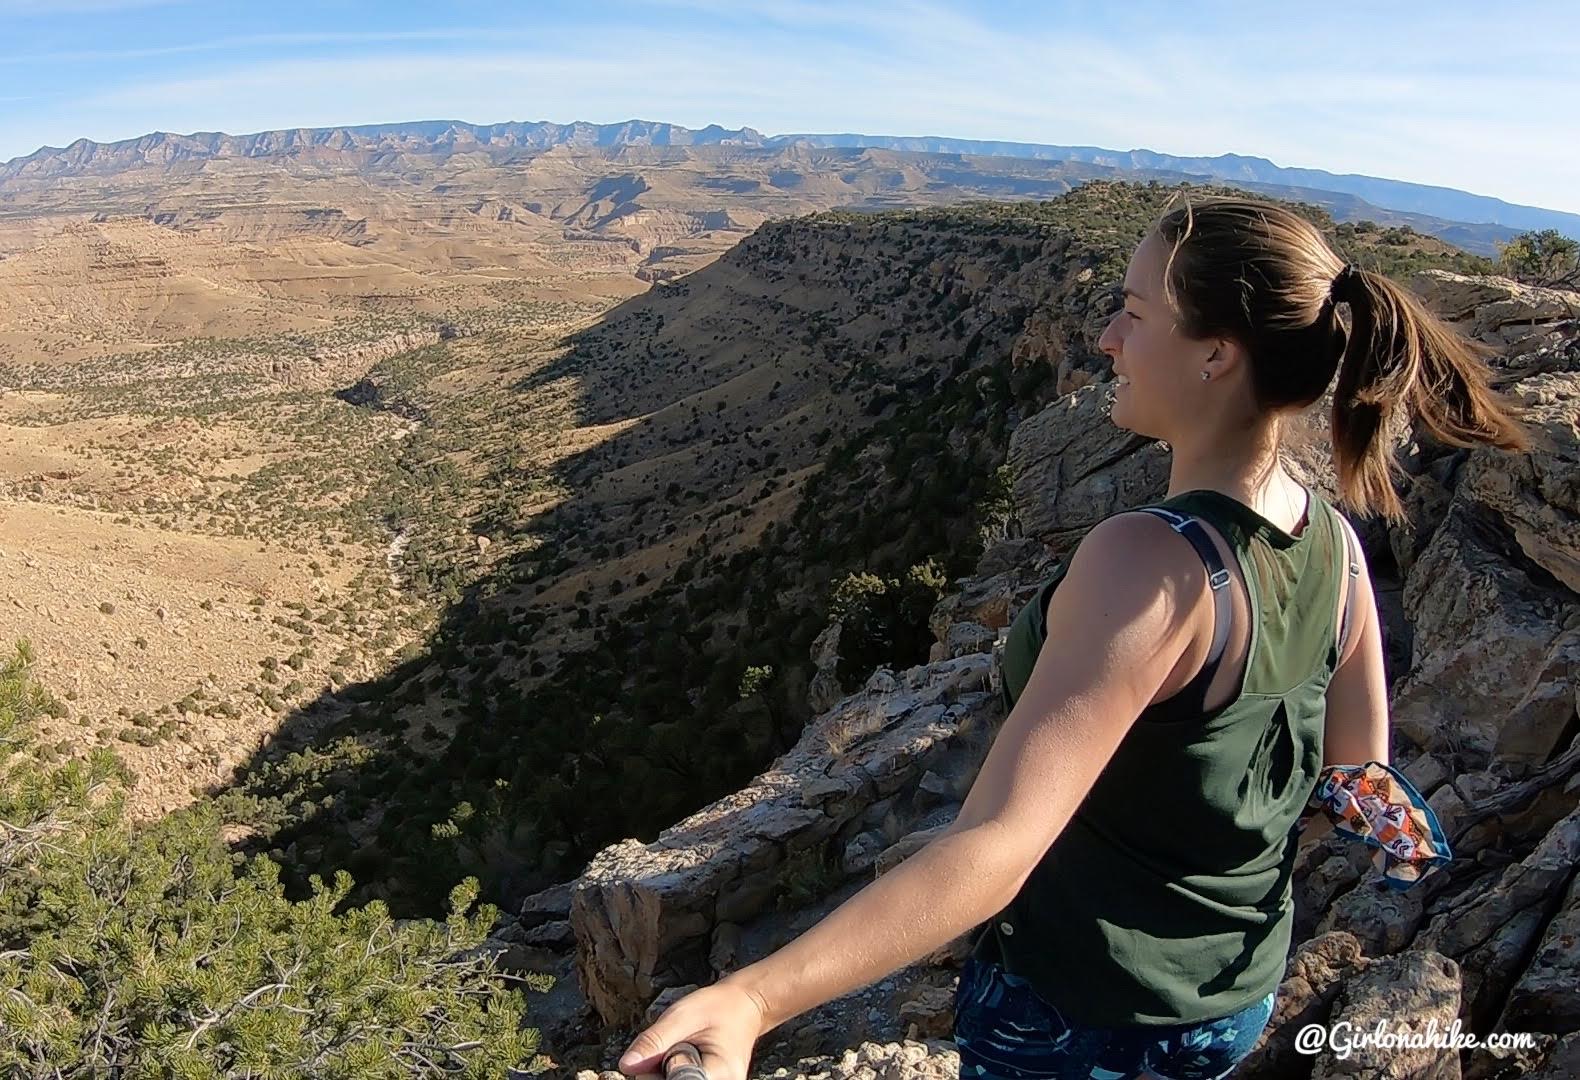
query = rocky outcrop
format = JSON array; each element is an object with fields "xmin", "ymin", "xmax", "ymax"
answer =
[
  {"xmin": 807, "ymin": 621, "xmax": 850, "ymax": 714},
  {"xmin": 1496, "ymin": 855, "xmax": 1580, "ymax": 1036},
  {"xmin": 1316, "ymin": 866, "xmax": 1432, "ymax": 957},
  {"xmin": 1004, "ymin": 381, "xmax": 1171, "ymax": 554},
  {"xmin": 1526, "ymin": 1034, "xmax": 1580, "ymax": 1080},
  {"xmin": 257, "ymin": 326, "xmax": 445, "ymax": 393},
  {"xmin": 568, "ymin": 654, "xmax": 999, "ymax": 1029},
  {"xmin": 1240, "ymin": 931, "xmax": 1369, "ymax": 1077},
  {"xmin": 1410, "ymin": 270, "xmax": 1580, "ymax": 354},
  {"xmin": 1361, "ymin": 276, "xmax": 1580, "ymax": 778},
  {"xmin": 332, "ymin": 348, "xmax": 441, "ymax": 420},
  {"xmin": 1008, "ymin": 265, "xmax": 1118, "ymax": 397},
  {"xmin": 1457, "ymin": 374, "xmax": 1580, "ymax": 594},
  {"xmin": 1388, "ymin": 498, "xmax": 1580, "ymax": 769},
  {"xmin": 925, "ymin": 537, "xmax": 1056, "ymax": 664},
  {"xmin": 1415, "ymin": 806, "xmax": 1580, "ymax": 1029}
]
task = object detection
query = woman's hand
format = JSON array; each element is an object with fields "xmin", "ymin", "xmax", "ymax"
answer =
[{"xmin": 617, "ymin": 978, "xmax": 770, "ymax": 1080}]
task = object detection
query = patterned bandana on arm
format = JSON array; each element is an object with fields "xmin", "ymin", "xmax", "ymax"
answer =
[{"xmin": 1305, "ymin": 761, "xmax": 1452, "ymax": 889}]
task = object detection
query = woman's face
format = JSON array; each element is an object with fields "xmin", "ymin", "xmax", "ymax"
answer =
[{"xmin": 1098, "ymin": 231, "xmax": 1214, "ymax": 440}]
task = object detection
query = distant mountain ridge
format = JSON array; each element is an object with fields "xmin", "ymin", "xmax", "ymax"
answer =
[
  {"xmin": 6, "ymin": 117, "xmax": 1577, "ymax": 240},
  {"xmin": 0, "ymin": 120, "xmax": 771, "ymax": 179},
  {"xmin": 773, "ymin": 133, "xmax": 1580, "ymax": 237}
]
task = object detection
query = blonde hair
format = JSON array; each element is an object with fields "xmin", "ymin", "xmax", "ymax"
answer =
[{"xmin": 1151, "ymin": 194, "xmax": 1533, "ymax": 522}]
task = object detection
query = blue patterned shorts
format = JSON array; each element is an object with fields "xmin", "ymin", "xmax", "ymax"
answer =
[{"xmin": 952, "ymin": 956, "xmax": 1276, "ymax": 1080}]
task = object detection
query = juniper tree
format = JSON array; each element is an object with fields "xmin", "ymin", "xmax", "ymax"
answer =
[{"xmin": 0, "ymin": 642, "xmax": 543, "ymax": 1078}]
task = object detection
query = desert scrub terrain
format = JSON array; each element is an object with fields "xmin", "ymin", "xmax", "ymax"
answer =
[
  {"xmin": 0, "ymin": 169, "xmax": 1497, "ymax": 919},
  {"xmin": 197, "ymin": 181, "xmax": 1498, "ymax": 920},
  {"xmin": 0, "ymin": 295, "xmax": 622, "ymax": 824}
]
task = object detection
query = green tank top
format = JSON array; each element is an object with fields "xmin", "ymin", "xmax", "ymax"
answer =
[{"xmin": 972, "ymin": 485, "xmax": 1345, "ymax": 1027}]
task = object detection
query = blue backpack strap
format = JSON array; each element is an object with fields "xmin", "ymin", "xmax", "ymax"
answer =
[
  {"xmin": 1335, "ymin": 509, "xmax": 1363, "ymax": 659},
  {"xmin": 1134, "ymin": 507, "xmax": 1233, "ymax": 714}
]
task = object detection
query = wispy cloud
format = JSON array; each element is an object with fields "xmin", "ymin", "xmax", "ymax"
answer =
[
  {"xmin": 0, "ymin": 28, "xmax": 508, "ymax": 66},
  {"xmin": 4, "ymin": 0, "xmax": 1578, "ymax": 213},
  {"xmin": 0, "ymin": 0, "xmax": 184, "ymax": 13}
]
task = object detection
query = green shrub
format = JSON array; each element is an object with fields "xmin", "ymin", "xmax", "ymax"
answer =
[
  {"xmin": 0, "ymin": 642, "xmax": 540, "ymax": 1074},
  {"xmin": 1497, "ymin": 228, "xmax": 1580, "ymax": 289}
]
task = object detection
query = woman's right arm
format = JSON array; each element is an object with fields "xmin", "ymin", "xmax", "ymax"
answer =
[{"xmin": 1322, "ymin": 513, "xmax": 1391, "ymax": 767}]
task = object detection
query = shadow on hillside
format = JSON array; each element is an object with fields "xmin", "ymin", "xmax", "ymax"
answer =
[
  {"xmin": 206, "ymin": 178, "xmax": 1270, "ymax": 919},
  {"xmin": 214, "ymin": 177, "xmax": 1355, "ymax": 921},
  {"xmin": 184, "ymin": 175, "xmax": 1524, "ymax": 943},
  {"xmin": 207, "ymin": 230, "xmax": 874, "ymax": 919}
]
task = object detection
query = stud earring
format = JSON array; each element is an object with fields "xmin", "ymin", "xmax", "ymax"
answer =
[{"xmin": 1201, "ymin": 371, "xmax": 1211, "ymax": 381}]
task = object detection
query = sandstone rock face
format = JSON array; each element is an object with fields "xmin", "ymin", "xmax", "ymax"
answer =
[
  {"xmin": 1312, "ymin": 950, "xmax": 1463, "ymax": 1080},
  {"xmin": 1410, "ymin": 270, "xmax": 1580, "ymax": 353},
  {"xmin": 1004, "ymin": 382, "xmax": 1170, "ymax": 555},
  {"xmin": 571, "ymin": 653, "xmax": 998, "ymax": 1028},
  {"xmin": 1415, "ymin": 806, "xmax": 1580, "ymax": 1028}
]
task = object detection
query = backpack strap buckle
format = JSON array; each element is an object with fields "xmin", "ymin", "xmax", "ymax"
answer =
[{"xmin": 1135, "ymin": 506, "xmax": 1235, "ymax": 714}]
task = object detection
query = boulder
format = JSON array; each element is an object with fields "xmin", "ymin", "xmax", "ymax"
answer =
[
  {"xmin": 520, "ymin": 880, "xmax": 575, "ymax": 929},
  {"xmin": 1415, "ymin": 805, "xmax": 1580, "ymax": 1028},
  {"xmin": 1005, "ymin": 382, "xmax": 1170, "ymax": 554},
  {"xmin": 1390, "ymin": 497, "xmax": 1580, "ymax": 769},
  {"xmin": 1240, "ymin": 931, "xmax": 1368, "ymax": 1078},
  {"xmin": 938, "ymin": 620, "xmax": 996, "ymax": 660},
  {"xmin": 896, "ymin": 984, "xmax": 956, "ymax": 1039},
  {"xmin": 1295, "ymin": 843, "xmax": 1373, "ymax": 942},
  {"xmin": 1312, "ymin": 949, "xmax": 1463, "ymax": 1079},
  {"xmin": 1526, "ymin": 1032, "xmax": 1580, "ymax": 1080},
  {"xmin": 1496, "ymin": 857, "xmax": 1580, "ymax": 1035},
  {"xmin": 522, "ymin": 919, "xmax": 575, "ymax": 950},
  {"xmin": 1315, "ymin": 868, "xmax": 1429, "ymax": 956}
]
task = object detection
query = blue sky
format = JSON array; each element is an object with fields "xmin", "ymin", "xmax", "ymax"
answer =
[{"xmin": 2, "ymin": 0, "xmax": 1576, "ymax": 213}]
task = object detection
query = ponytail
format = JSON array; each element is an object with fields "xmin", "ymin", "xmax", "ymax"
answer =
[
  {"xmin": 1328, "ymin": 268, "xmax": 1534, "ymax": 523},
  {"xmin": 1150, "ymin": 194, "xmax": 1536, "ymax": 524}
]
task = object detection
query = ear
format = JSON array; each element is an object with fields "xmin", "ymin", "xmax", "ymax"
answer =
[{"xmin": 1205, "ymin": 335, "xmax": 1248, "ymax": 379}]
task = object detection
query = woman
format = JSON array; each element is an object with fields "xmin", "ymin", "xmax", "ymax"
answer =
[{"xmin": 616, "ymin": 194, "xmax": 1531, "ymax": 1080}]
